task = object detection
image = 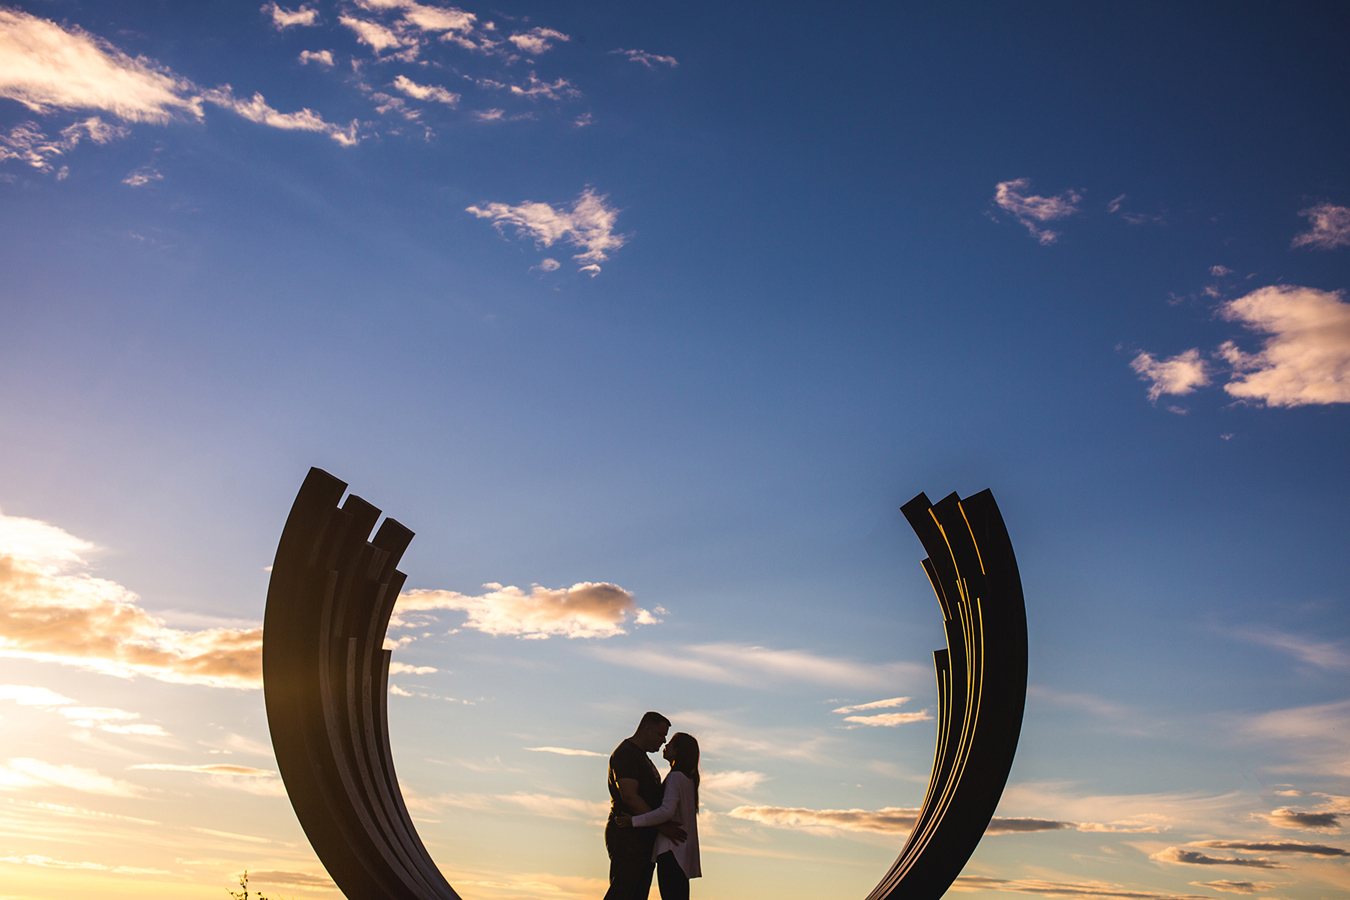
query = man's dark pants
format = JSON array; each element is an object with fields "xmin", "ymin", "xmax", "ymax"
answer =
[{"xmin": 603, "ymin": 822, "xmax": 655, "ymax": 900}]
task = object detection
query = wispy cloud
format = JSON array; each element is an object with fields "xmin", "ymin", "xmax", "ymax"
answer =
[
  {"xmin": 525, "ymin": 746, "xmax": 605, "ymax": 757},
  {"xmin": 0, "ymin": 8, "xmax": 201, "ymax": 122},
  {"xmin": 131, "ymin": 762, "xmax": 273, "ymax": 776},
  {"xmin": 245, "ymin": 871, "xmax": 337, "ymax": 889},
  {"xmin": 263, "ymin": 2, "xmax": 319, "ymax": 29},
  {"xmin": 0, "ymin": 510, "xmax": 263, "ymax": 689},
  {"xmin": 727, "ymin": 804, "xmax": 1072, "ymax": 835},
  {"xmin": 508, "ymin": 73, "xmax": 581, "ymax": 102},
  {"xmin": 1236, "ymin": 699, "xmax": 1350, "ymax": 779},
  {"xmin": 1216, "ymin": 286, "xmax": 1350, "ymax": 407},
  {"xmin": 0, "ymin": 118, "xmax": 127, "ymax": 174},
  {"xmin": 1150, "ymin": 847, "xmax": 1290, "ymax": 868},
  {"xmin": 421, "ymin": 790, "xmax": 608, "ymax": 822},
  {"xmin": 952, "ymin": 875, "xmax": 1213, "ymax": 900},
  {"xmin": 0, "ymin": 853, "xmax": 169, "ymax": 875},
  {"xmin": 1292, "ymin": 203, "xmax": 1350, "ymax": 250},
  {"xmin": 611, "ymin": 49, "xmax": 678, "ymax": 68},
  {"xmin": 701, "ymin": 769, "xmax": 768, "ymax": 805},
  {"xmin": 1225, "ymin": 626, "xmax": 1350, "ymax": 671},
  {"xmin": 998, "ymin": 781, "xmax": 1248, "ymax": 833},
  {"xmin": 1191, "ymin": 839, "xmax": 1348, "ymax": 857},
  {"xmin": 392, "ymin": 74, "xmax": 460, "ymax": 106},
  {"xmin": 832, "ymin": 696, "xmax": 911, "ymax": 714},
  {"xmin": 840, "ymin": 710, "xmax": 933, "ymax": 727},
  {"xmin": 1129, "ymin": 349, "xmax": 1210, "ymax": 402},
  {"xmin": 508, "ymin": 28, "xmax": 569, "ymax": 56},
  {"xmin": 993, "ymin": 178, "xmax": 1083, "ymax": 244},
  {"xmin": 202, "ymin": 85, "xmax": 359, "ymax": 144},
  {"xmin": 122, "ymin": 164, "xmax": 162, "ymax": 187},
  {"xmin": 591, "ymin": 642, "xmax": 924, "ymax": 690},
  {"xmin": 0, "ymin": 758, "xmax": 143, "ymax": 797},
  {"xmin": 1187, "ymin": 881, "xmax": 1285, "ymax": 895},
  {"xmin": 467, "ymin": 187, "xmax": 627, "ymax": 269},
  {"xmin": 398, "ymin": 581, "xmax": 656, "ymax": 639}
]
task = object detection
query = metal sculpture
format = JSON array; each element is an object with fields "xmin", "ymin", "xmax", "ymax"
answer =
[
  {"xmin": 263, "ymin": 467, "xmax": 460, "ymax": 900},
  {"xmin": 867, "ymin": 489, "xmax": 1029, "ymax": 900},
  {"xmin": 264, "ymin": 472, "xmax": 1024, "ymax": 900}
]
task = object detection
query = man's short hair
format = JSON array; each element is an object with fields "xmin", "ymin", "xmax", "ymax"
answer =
[{"xmin": 638, "ymin": 711, "xmax": 671, "ymax": 731}]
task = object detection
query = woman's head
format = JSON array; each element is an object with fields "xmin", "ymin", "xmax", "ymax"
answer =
[
  {"xmin": 662, "ymin": 732, "xmax": 699, "ymax": 772},
  {"xmin": 662, "ymin": 732, "xmax": 700, "ymax": 807}
]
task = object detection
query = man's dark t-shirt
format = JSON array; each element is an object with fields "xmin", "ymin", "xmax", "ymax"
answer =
[{"xmin": 607, "ymin": 739, "xmax": 662, "ymax": 854}]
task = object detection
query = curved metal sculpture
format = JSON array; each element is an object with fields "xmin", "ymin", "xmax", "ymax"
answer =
[
  {"xmin": 264, "ymin": 467, "xmax": 460, "ymax": 900},
  {"xmin": 867, "ymin": 489, "xmax": 1029, "ymax": 900},
  {"xmin": 264, "ymin": 472, "xmax": 1024, "ymax": 900}
]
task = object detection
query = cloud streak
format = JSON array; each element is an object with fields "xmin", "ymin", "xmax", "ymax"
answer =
[
  {"xmin": 727, "ymin": 804, "xmax": 1073, "ymax": 835},
  {"xmin": 1130, "ymin": 349, "xmax": 1211, "ymax": 402},
  {"xmin": 1150, "ymin": 847, "xmax": 1289, "ymax": 868},
  {"xmin": 591, "ymin": 642, "xmax": 924, "ymax": 690}
]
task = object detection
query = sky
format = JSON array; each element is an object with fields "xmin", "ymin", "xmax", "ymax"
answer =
[{"xmin": 0, "ymin": 1, "xmax": 1348, "ymax": 899}]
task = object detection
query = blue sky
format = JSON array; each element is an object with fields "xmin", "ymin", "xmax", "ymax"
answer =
[{"xmin": 1, "ymin": 2, "xmax": 1348, "ymax": 899}]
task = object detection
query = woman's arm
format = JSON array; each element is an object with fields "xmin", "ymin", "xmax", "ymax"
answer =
[{"xmin": 629, "ymin": 773, "xmax": 683, "ymax": 827}]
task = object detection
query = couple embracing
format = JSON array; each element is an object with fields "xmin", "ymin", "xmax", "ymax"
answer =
[{"xmin": 603, "ymin": 712, "xmax": 701, "ymax": 900}]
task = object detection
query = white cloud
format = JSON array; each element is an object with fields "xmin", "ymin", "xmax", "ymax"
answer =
[
  {"xmin": 264, "ymin": 3, "xmax": 319, "ymax": 29},
  {"xmin": 1211, "ymin": 265, "xmax": 1235, "ymax": 277},
  {"xmin": 508, "ymin": 73, "xmax": 581, "ymax": 101},
  {"xmin": 0, "ymin": 9, "xmax": 200, "ymax": 122},
  {"xmin": 610, "ymin": 49, "xmax": 678, "ymax": 69},
  {"xmin": 0, "ymin": 117, "xmax": 128, "ymax": 175},
  {"xmin": 1130, "ymin": 349, "xmax": 1211, "ymax": 402},
  {"xmin": 536, "ymin": 257, "xmax": 561, "ymax": 272},
  {"xmin": 387, "ymin": 661, "xmax": 437, "ymax": 674},
  {"xmin": 994, "ymin": 178, "xmax": 1083, "ymax": 244},
  {"xmin": 508, "ymin": 28, "xmax": 569, "ymax": 55},
  {"xmin": 392, "ymin": 74, "xmax": 460, "ymax": 106},
  {"xmin": 202, "ymin": 85, "xmax": 359, "ymax": 144},
  {"xmin": 525, "ymin": 746, "xmax": 605, "ymax": 757},
  {"xmin": 1216, "ymin": 286, "xmax": 1350, "ymax": 407},
  {"xmin": 0, "ymin": 684, "xmax": 74, "ymax": 707},
  {"xmin": 0, "ymin": 758, "xmax": 142, "ymax": 796},
  {"xmin": 591, "ymin": 642, "xmax": 924, "ymax": 690},
  {"xmin": 130, "ymin": 763, "xmax": 274, "ymax": 776},
  {"xmin": 122, "ymin": 165, "xmax": 162, "ymax": 187},
  {"xmin": 832, "ymin": 696, "xmax": 912, "ymax": 714},
  {"xmin": 842, "ymin": 710, "xmax": 933, "ymax": 727},
  {"xmin": 298, "ymin": 49, "xmax": 335, "ymax": 66},
  {"xmin": 467, "ymin": 187, "xmax": 626, "ymax": 266},
  {"xmin": 397, "ymin": 581, "xmax": 652, "ymax": 639},
  {"xmin": 0, "ymin": 854, "xmax": 169, "ymax": 875},
  {"xmin": 0, "ymin": 510, "xmax": 263, "ymax": 689},
  {"xmin": 579, "ymin": 264, "xmax": 602, "ymax": 277},
  {"xmin": 339, "ymin": 15, "xmax": 410, "ymax": 54},
  {"xmin": 1292, "ymin": 203, "xmax": 1350, "ymax": 250}
]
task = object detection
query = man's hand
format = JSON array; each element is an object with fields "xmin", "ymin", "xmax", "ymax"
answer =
[{"xmin": 658, "ymin": 822, "xmax": 687, "ymax": 845}]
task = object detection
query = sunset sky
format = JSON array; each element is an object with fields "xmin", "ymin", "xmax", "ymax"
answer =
[{"xmin": 1, "ymin": 2, "xmax": 1348, "ymax": 900}]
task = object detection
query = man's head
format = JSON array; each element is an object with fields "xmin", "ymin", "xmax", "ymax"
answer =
[{"xmin": 631, "ymin": 711, "xmax": 671, "ymax": 752}]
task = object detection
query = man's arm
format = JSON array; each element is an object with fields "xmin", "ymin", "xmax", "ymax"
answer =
[{"xmin": 616, "ymin": 778, "xmax": 686, "ymax": 844}]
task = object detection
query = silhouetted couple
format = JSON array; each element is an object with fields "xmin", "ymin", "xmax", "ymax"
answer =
[{"xmin": 604, "ymin": 712, "xmax": 701, "ymax": 900}]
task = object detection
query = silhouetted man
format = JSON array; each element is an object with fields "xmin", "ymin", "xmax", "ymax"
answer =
[{"xmin": 604, "ymin": 711, "xmax": 686, "ymax": 900}]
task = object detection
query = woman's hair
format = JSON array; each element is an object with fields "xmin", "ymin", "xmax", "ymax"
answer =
[{"xmin": 666, "ymin": 732, "xmax": 700, "ymax": 809}]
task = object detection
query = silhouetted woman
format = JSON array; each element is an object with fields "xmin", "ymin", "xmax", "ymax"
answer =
[{"xmin": 616, "ymin": 731, "xmax": 701, "ymax": 900}]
